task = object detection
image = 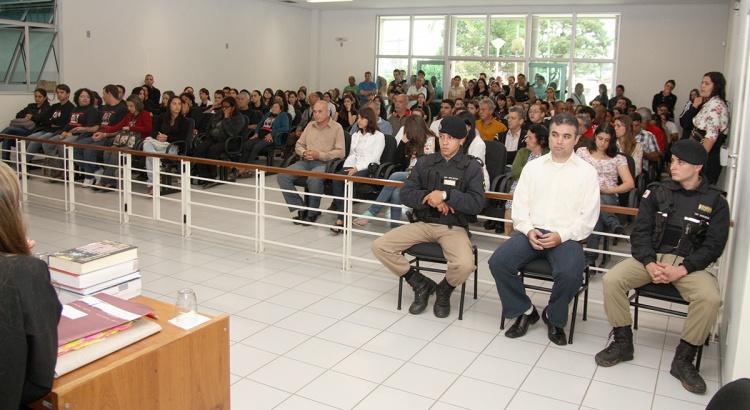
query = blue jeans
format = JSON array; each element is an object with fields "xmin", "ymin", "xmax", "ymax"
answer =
[
  {"xmin": 332, "ymin": 167, "xmax": 370, "ymax": 221},
  {"xmin": 74, "ymin": 136, "xmax": 106, "ymax": 175},
  {"xmin": 277, "ymin": 159, "xmax": 326, "ymax": 217},
  {"xmin": 585, "ymin": 193, "xmax": 622, "ymax": 263},
  {"xmin": 367, "ymin": 171, "xmax": 407, "ymax": 222},
  {"xmin": 488, "ymin": 230, "xmax": 585, "ymax": 328},
  {"xmin": 25, "ymin": 131, "xmax": 55, "ymax": 163},
  {"xmin": 1, "ymin": 127, "xmax": 31, "ymax": 162}
]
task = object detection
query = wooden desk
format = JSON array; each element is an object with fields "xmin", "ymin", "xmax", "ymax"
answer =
[{"xmin": 31, "ymin": 297, "xmax": 230, "ymax": 410}]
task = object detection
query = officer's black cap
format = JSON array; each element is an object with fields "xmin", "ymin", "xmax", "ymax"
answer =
[
  {"xmin": 671, "ymin": 139, "xmax": 707, "ymax": 165},
  {"xmin": 438, "ymin": 116, "xmax": 468, "ymax": 140}
]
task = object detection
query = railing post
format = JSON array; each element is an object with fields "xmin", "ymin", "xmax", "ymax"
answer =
[
  {"xmin": 153, "ymin": 157, "xmax": 162, "ymax": 220},
  {"xmin": 343, "ymin": 179, "xmax": 353, "ymax": 271},
  {"xmin": 18, "ymin": 139, "xmax": 28, "ymax": 202},
  {"xmin": 256, "ymin": 169, "xmax": 266, "ymax": 253},
  {"xmin": 181, "ymin": 159, "xmax": 191, "ymax": 237},
  {"xmin": 121, "ymin": 151, "xmax": 131, "ymax": 224},
  {"xmin": 65, "ymin": 145, "xmax": 76, "ymax": 212}
]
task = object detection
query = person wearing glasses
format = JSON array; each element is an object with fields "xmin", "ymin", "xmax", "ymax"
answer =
[{"xmin": 595, "ymin": 139, "xmax": 729, "ymax": 395}]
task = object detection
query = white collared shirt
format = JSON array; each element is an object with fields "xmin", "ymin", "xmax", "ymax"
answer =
[
  {"xmin": 512, "ymin": 152, "xmax": 600, "ymax": 242},
  {"xmin": 505, "ymin": 128, "xmax": 523, "ymax": 152}
]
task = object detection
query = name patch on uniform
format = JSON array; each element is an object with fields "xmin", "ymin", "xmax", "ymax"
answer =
[
  {"xmin": 642, "ymin": 189, "xmax": 651, "ymax": 199},
  {"xmin": 443, "ymin": 177, "xmax": 458, "ymax": 186},
  {"xmin": 698, "ymin": 204, "xmax": 713, "ymax": 213}
]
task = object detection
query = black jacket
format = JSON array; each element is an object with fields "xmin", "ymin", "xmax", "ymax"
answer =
[
  {"xmin": 630, "ymin": 178, "xmax": 730, "ymax": 273},
  {"xmin": 400, "ymin": 151, "xmax": 485, "ymax": 219},
  {"xmin": 0, "ymin": 255, "xmax": 62, "ymax": 409}
]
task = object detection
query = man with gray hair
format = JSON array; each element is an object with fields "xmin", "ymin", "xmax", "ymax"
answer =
[
  {"xmin": 496, "ymin": 106, "xmax": 527, "ymax": 165},
  {"xmin": 637, "ymin": 107, "xmax": 666, "ymax": 152},
  {"xmin": 387, "ymin": 93, "xmax": 411, "ymax": 135},
  {"xmin": 475, "ymin": 98, "xmax": 507, "ymax": 141}
]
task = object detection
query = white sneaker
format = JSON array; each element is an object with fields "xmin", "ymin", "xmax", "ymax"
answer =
[
  {"xmin": 93, "ymin": 168, "xmax": 104, "ymax": 183},
  {"xmin": 82, "ymin": 178, "xmax": 95, "ymax": 188}
]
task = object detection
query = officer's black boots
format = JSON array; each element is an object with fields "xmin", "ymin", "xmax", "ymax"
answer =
[
  {"xmin": 433, "ymin": 279, "xmax": 455, "ymax": 318},
  {"xmin": 404, "ymin": 269, "xmax": 437, "ymax": 315},
  {"xmin": 595, "ymin": 326, "xmax": 634, "ymax": 367},
  {"xmin": 671, "ymin": 340, "xmax": 707, "ymax": 394}
]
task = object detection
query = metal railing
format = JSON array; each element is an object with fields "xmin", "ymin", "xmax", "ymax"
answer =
[{"xmin": 4, "ymin": 133, "xmax": 636, "ymax": 276}]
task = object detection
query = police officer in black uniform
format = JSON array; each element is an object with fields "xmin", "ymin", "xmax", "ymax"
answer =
[
  {"xmin": 595, "ymin": 139, "xmax": 730, "ymax": 395},
  {"xmin": 371, "ymin": 116, "xmax": 485, "ymax": 318}
]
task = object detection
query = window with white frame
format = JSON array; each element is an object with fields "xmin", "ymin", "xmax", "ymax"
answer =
[
  {"xmin": 0, "ymin": 0, "xmax": 59, "ymax": 92},
  {"xmin": 376, "ymin": 13, "xmax": 619, "ymax": 105}
]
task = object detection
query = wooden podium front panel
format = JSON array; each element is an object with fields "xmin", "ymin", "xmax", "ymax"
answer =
[{"xmin": 32, "ymin": 297, "xmax": 230, "ymax": 410}]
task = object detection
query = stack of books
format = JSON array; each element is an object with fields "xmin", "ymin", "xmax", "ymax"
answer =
[{"xmin": 49, "ymin": 240, "xmax": 140, "ymax": 304}]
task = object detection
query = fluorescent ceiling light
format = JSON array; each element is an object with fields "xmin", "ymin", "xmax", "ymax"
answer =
[{"xmin": 307, "ymin": 0, "xmax": 352, "ymax": 3}]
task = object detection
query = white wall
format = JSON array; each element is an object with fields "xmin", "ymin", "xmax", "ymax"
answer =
[
  {"xmin": 720, "ymin": 0, "xmax": 750, "ymax": 383},
  {"xmin": 315, "ymin": 4, "xmax": 728, "ymax": 111}
]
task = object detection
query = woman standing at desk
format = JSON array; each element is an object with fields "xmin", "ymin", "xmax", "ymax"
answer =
[{"xmin": 0, "ymin": 161, "xmax": 62, "ymax": 409}]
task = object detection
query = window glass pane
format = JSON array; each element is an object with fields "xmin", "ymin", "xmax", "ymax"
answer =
[
  {"xmin": 377, "ymin": 57, "xmax": 408, "ymax": 95},
  {"xmin": 11, "ymin": 30, "xmax": 55, "ymax": 83},
  {"xmin": 489, "ymin": 16, "xmax": 526, "ymax": 57},
  {"xmin": 529, "ymin": 62, "xmax": 568, "ymax": 101},
  {"xmin": 575, "ymin": 15, "xmax": 618, "ymax": 60},
  {"xmin": 531, "ymin": 15, "xmax": 572, "ymax": 59},
  {"xmin": 0, "ymin": 29, "xmax": 22, "ymax": 82},
  {"xmin": 0, "ymin": 1, "xmax": 54, "ymax": 22},
  {"xmin": 451, "ymin": 15, "xmax": 486, "ymax": 57},
  {"xmin": 409, "ymin": 59, "xmax": 444, "ymax": 100},
  {"xmin": 572, "ymin": 62, "xmax": 614, "ymax": 105},
  {"xmin": 412, "ymin": 16, "xmax": 445, "ymax": 56},
  {"xmin": 378, "ymin": 17, "xmax": 410, "ymax": 55}
]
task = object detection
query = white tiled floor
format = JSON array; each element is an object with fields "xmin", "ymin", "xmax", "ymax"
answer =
[{"xmin": 24, "ymin": 173, "xmax": 723, "ymax": 410}]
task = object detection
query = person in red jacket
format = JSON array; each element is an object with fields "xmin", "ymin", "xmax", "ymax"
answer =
[{"xmin": 92, "ymin": 95, "xmax": 152, "ymax": 191}]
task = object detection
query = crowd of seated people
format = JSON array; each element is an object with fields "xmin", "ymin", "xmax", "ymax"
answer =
[{"xmin": 0, "ymin": 70, "xmax": 725, "ymax": 211}]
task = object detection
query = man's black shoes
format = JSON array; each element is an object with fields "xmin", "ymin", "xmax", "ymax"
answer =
[
  {"xmin": 405, "ymin": 271, "xmax": 437, "ymax": 315},
  {"xmin": 505, "ymin": 305, "xmax": 539, "ymax": 338},
  {"xmin": 671, "ymin": 340, "xmax": 707, "ymax": 394},
  {"xmin": 292, "ymin": 211, "xmax": 318, "ymax": 225},
  {"xmin": 433, "ymin": 279, "xmax": 455, "ymax": 318},
  {"xmin": 595, "ymin": 326, "xmax": 634, "ymax": 367},
  {"xmin": 541, "ymin": 307, "xmax": 568, "ymax": 345}
]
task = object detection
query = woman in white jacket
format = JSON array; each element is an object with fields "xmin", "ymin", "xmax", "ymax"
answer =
[{"xmin": 330, "ymin": 106, "xmax": 385, "ymax": 234}]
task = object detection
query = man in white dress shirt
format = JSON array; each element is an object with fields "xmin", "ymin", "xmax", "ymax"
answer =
[{"xmin": 488, "ymin": 112, "xmax": 600, "ymax": 345}]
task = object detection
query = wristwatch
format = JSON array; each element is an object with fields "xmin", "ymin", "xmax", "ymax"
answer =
[{"xmin": 442, "ymin": 191, "xmax": 448, "ymax": 201}]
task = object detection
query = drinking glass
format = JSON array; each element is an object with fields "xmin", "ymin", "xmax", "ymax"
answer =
[{"xmin": 175, "ymin": 288, "xmax": 198, "ymax": 325}]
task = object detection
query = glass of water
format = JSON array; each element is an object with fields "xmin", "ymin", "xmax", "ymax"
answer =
[{"xmin": 175, "ymin": 288, "xmax": 197, "ymax": 325}]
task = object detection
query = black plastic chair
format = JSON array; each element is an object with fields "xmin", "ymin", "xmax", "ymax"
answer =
[
  {"xmin": 398, "ymin": 242, "xmax": 479, "ymax": 320},
  {"xmin": 499, "ymin": 258, "xmax": 590, "ymax": 344},
  {"xmin": 356, "ymin": 133, "xmax": 398, "ymax": 199},
  {"xmin": 630, "ymin": 282, "xmax": 706, "ymax": 370}
]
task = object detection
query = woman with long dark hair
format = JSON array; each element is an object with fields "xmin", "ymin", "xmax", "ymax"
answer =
[
  {"xmin": 142, "ymin": 96, "xmax": 190, "ymax": 195},
  {"xmin": 577, "ymin": 123, "xmax": 635, "ymax": 265},
  {"xmin": 330, "ymin": 107, "xmax": 385, "ymax": 233},
  {"xmin": 262, "ymin": 88, "xmax": 274, "ymax": 108},
  {"xmin": 337, "ymin": 94, "xmax": 358, "ymax": 131},
  {"xmin": 680, "ymin": 72, "xmax": 729, "ymax": 184},
  {"xmin": 590, "ymin": 84, "xmax": 609, "ymax": 106},
  {"xmin": 192, "ymin": 96, "xmax": 246, "ymax": 187},
  {"xmin": 614, "ymin": 115, "xmax": 643, "ymax": 177},
  {"xmin": 0, "ymin": 161, "xmax": 62, "ymax": 409}
]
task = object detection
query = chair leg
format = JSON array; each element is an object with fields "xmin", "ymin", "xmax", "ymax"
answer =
[
  {"xmin": 696, "ymin": 345, "xmax": 703, "ymax": 371},
  {"xmin": 582, "ymin": 270, "xmax": 589, "ymax": 321},
  {"xmin": 458, "ymin": 282, "xmax": 466, "ymax": 320},
  {"xmin": 633, "ymin": 292, "xmax": 640, "ymax": 330},
  {"xmin": 473, "ymin": 247, "xmax": 478, "ymax": 299},
  {"xmin": 397, "ymin": 276, "xmax": 403, "ymax": 311},
  {"xmin": 500, "ymin": 313, "xmax": 505, "ymax": 330},
  {"xmin": 569, "ymin": 293, "xmax": 579, "ymax": 344}
]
